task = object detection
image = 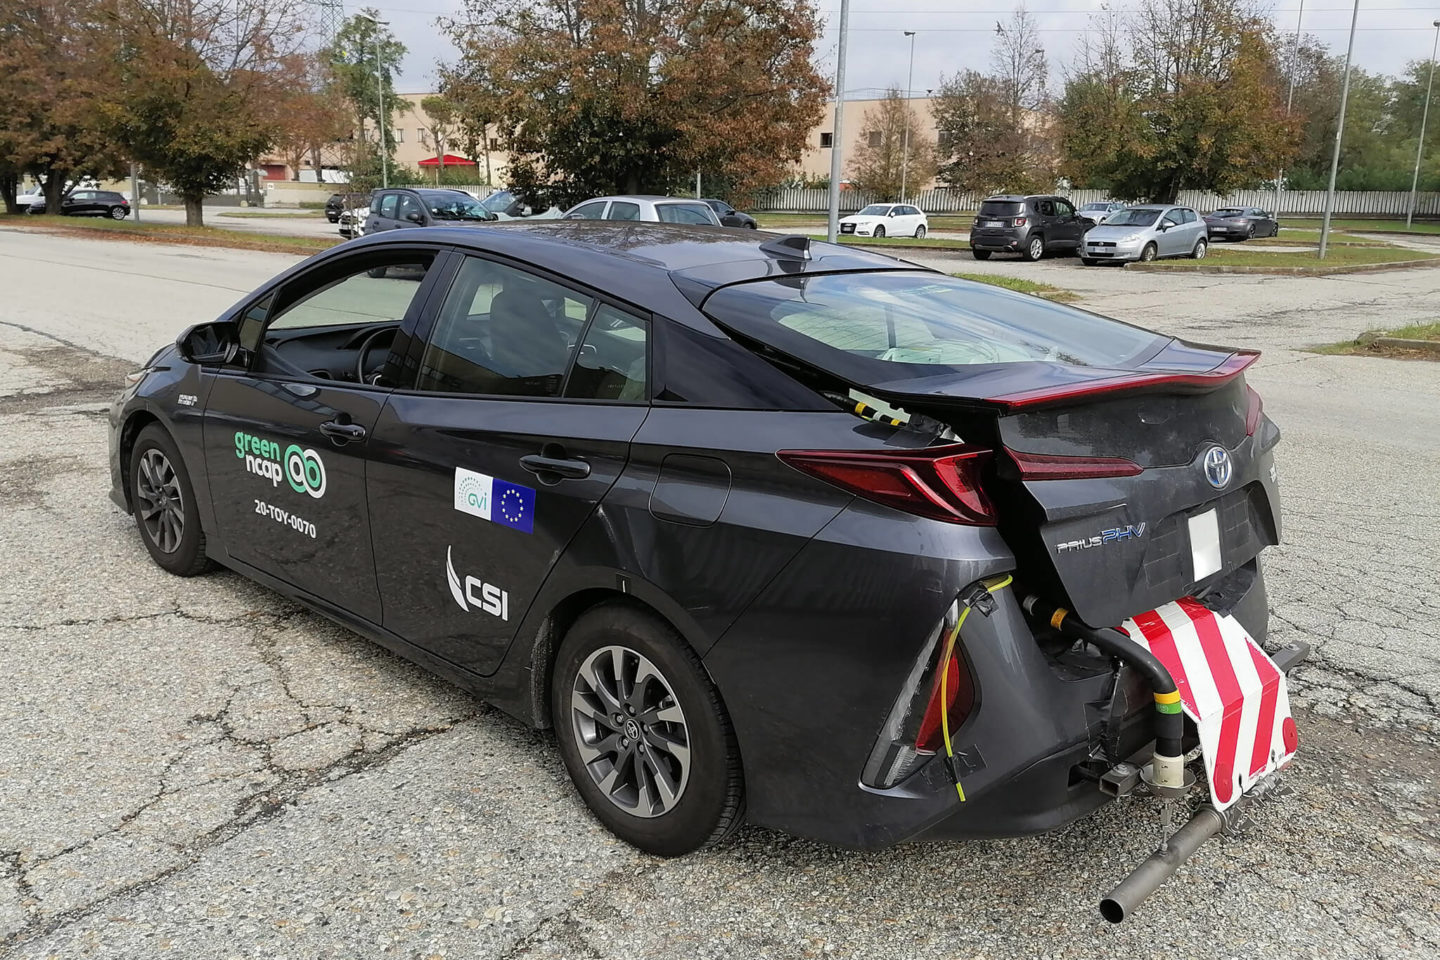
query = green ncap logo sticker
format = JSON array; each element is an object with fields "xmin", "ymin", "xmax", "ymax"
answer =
[{"xmin": 236, "ymin": 430, "xmax": 326, "ymax": 499}]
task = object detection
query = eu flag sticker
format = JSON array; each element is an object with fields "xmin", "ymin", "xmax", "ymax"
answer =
[{"xmin": 492, "ymin": 478, "xmax": 536, "ymax": 534}]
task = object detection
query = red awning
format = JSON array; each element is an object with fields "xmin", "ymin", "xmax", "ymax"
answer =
[{"xmin": 417, "ymin": 154, "xmax": 478, "ymax": 167}]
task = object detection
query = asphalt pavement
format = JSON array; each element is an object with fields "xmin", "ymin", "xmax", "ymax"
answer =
[{"xmin": 1, "ymin": 224, "xmax": 1437, "ymax": 959}]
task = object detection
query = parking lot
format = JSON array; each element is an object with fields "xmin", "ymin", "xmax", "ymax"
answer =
[{"xmin": 1, "ymin": 225, "xmax": 1438, "ymax": 958}]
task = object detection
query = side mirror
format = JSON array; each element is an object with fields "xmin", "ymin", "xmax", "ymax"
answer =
[
  {"xmin": 176, "ymin": 321, "xmax": 239, "ymax": 366},
  {"xmin": 406, "ymin": 211, "xmax": 425, "ymax": 224}
]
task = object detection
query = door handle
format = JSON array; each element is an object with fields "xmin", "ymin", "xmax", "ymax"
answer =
[
  {"xmin": 319, "ymin": 420, "xmax": 367, "ymax": 442},
  {"xmin": 520, "ymin": 454, "xmax": 590, "ymax": 480}
]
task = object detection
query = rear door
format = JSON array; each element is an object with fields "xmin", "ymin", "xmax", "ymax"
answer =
[
  {"xmin": 1054, "ymin": 198, "xmax": 1084, "ymax": 248},
  {"xmin": 201, "ymin": 245, "xmax": 446, "ymax": 621},
  {"xmin": 367, "ymin": 252, "xmax": 651, "ymax": 674}
]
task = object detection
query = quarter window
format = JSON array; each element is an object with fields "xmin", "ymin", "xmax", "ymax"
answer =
[
  {"xmin": 565, "ymin": 305, "xmax": 648, "ymax": 401},
  {"xmin": 377, "ymin": 192, "xmax": 399, "ymax": 219},
  {"xmin": 417, "ymin": 257, "xmax": 590, "ymax": 397}
]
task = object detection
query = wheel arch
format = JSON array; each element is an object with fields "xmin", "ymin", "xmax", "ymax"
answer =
[{"xmin": 117, "ymin": 410, "xmax": 164, "ymax": 510}]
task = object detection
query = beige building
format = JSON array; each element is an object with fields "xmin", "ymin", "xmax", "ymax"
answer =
[{"xmin": 794, "ymin": 96, "xmax": 941, "ymax": 187}]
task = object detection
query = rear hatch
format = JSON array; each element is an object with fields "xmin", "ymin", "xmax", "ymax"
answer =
[
  {"xmin": 974, "ymin": 199, "xmax": 1025, "ymax": 234},
  {"xmin": 699, "ymin": 270, "xmax": 1281, "ymax": 628}
]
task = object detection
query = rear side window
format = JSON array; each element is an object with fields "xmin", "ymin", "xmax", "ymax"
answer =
[
  {"xmin": 656, "ymin": 203, "xmax": 715, "ymax": 225},
  {"xmin": 609, "ymin": 201, "xmax": 641, "ymax": 221},
  {"xmin": 702, "ymin": 272, "xmax": 1165, "ymax": 376},
  {"xmin": 564, "ymin": 305, "xmax": 648, "ymax": 401},
  {"xmin": 979, "ymin": 200, "xmax": 1022, "ymax": 217}
]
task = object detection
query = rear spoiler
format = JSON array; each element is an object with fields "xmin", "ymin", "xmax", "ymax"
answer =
[{"xmin": 981, "ymin": 352, "xmax": 1259, "ymax": 413}]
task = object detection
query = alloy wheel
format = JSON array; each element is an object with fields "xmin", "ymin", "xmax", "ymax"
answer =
[
  {"xmin": 1029, "ymin": 237, "xmax": 1043, "ymax": 260},
  {"xmin": 874, "ymin": 225, "xmax": 886, "ymax": 238},
  {"xmin": 570, "ymin": 644, "xmax": 691, "ymax": 818},
  {"xmin": 135, "ymin": 448, "xmax": 185, "ymax": 554},
  {"xmin": 1194, "ymin": 239, "xmax": 1207, "ymax": 259},
  {"xmin": 915, "ymin": 225, "xmax": 927, "ymax": 239},
  {"xmin": 111, "ymin": 206, "xmax": 126, "ymax": 220}
]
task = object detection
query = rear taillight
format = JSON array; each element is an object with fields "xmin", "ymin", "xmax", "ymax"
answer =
[
  {"xmin": 1008, "ymin": 449, "xmax": 1144, "ymax": 480},
  {"xmin": 1244, "ymin": 384, "xmax": 1263, "ymax": 436},
  {"xmin": 1013, "ymin": 216, "xmax": 1027, "ymax": 226},
  {"xmin": 860, "ymin": 599, "xmax": 976, "ymax": 788},
  {"xmin": 777, "ymin": 444, "xmax": 995, "ymax": 525}
]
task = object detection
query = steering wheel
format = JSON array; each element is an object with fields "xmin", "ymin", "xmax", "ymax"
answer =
[{"xmin": 356, "ymin": 326, "xmax": 397, "ymax": 383}]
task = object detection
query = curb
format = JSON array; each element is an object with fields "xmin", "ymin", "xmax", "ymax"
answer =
[
  {"xmin": 0, "ymin": 219, "xmax": 335, "ymax": 257},
  {"xmin": 1130, "ymin": 257, "xmax": 1440, "ymax": 276},
  {"xmin": 1371, "ymin": 337, "xmax": 1440, "ymax": 354}
]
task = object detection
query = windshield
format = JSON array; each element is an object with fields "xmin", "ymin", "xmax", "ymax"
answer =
[
  {"xmin": 427, "ymin": 195, "xmax": 490, "ymax": 221},
  {"xmin": 703, "ymin": 272, "xmax": 1164, "ymax": 375},
  {"xmin": 1211, "ymin": 208, "xmax": 1245, "ymax": 217},
  {"xmin": 478, "ymin": 190, "xmax": 520, "ymax": 214},
  {"xmin": 857, "ymin": 204, "xmax": 893, "ymax": 216},
  {"xmin": 1080, "ymin": 203, "xmax": 1110, "ymax": 212},
  {"xmin": 1104, "ymin": 209, "xmax": 1161, "ymax": 227}
]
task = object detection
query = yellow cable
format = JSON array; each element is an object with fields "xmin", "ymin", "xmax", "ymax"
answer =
[{"xmin": 939, "ymin": 575, "xmax": 1013, "ymax": 803}]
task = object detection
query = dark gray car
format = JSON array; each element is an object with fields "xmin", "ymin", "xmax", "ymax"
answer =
[
  {"xmin": 703, "ymin": 198, "xmax": 758, "ymax": 229},
  {"xmin": 364, "ymin": 188, "xmax": 497, "ymax": 234},
  {"xmin": 1204, "ymin": 207, "xmax": 1279, "ymax": 241},
  {"xmin": 969, "ymin": 195, "xmax": 1090, "ymax": 261}
]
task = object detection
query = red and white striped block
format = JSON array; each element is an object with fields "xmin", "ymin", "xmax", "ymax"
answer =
[{"xmin": 1122, "ymin": 598, "xmax": 1299, "ymax": 811}]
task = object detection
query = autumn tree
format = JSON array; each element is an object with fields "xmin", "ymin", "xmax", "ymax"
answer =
[
  {"xmin": 848, "ymin": 88, "xmax": 936, "ymax": 200},
  {"xmin": 273, "ymin": 55, "xmax": 352, "ymax": 182},
  {"xmin": 327, "ymin": 11, "xmax": 407, "ymax": 190},
  {"xmin": 1058, "ymin": 0, "xmax": 1299, "ymax": 201},
  {"xmin": 418, "ymin": 95, "xmax": 463, "ymax": 182},
  {"xmin": 0, "ymin": 0, "xmax": 125, "ymax": 214},
  {"xmin": 440, "ymin": 0, "xmax": 830, "ymax": 206}
]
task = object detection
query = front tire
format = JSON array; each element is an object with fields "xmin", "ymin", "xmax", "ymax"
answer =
[
  {"xmin": 873, "ymin": 225, "xmax": 886, "ymax": 238},
  {"xmin": 971, "ymin": 249, "xmax": 991, "ymax": 260},
  {"xmin": 1191, "ymin": 238, "xmax": 1208, "ymax": 259},
  {"xmin": 553, "ymin": 603, "xmax": 744, "ymax": 856},
  {"xmin": 915, "ymin": 225, "xmax": 927, "ymax": 239},
  {"xmin": 1082, "ymin": 258, "xmax": 1099, "ymax": 266},
  {"xmin": 1139, "ymin": 242, "xmax": 1158, "ymax": 262},
  {"xmin": 129, "ymin": 424, "xmax": 211, "ymax": 576},
  {"xmin": 1022, "ymin": 235, "xmax": 1045, "ymax": 261}
]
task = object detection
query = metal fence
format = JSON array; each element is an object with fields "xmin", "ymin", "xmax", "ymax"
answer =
[{"xmin": 754, "ymin": 186, "xmax": 1440, "ymax": 218}]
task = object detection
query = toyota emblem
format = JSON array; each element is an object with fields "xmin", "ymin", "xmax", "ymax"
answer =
[{"xmin": 1202, "ymin": 446, "xmax": 1232, "ymax": 489}]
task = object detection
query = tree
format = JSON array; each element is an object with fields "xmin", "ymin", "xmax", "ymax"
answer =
[
  {"xmin": 1057, "ymin": 0, "xmax": 1299, "ymax": 201},
  {"xmin": 273, "ymin": 55, "xmax": 351, "ymax": 182},
  {"xmin": 327, "ymin": 11, "xmax": 407, "ymax": 190},
  {"xmin": 419, "ymin": 95, "xmax": 463, "ymax": 183},
  {"xmin": 0, "ymin": 0, "xmax": 126, "ymax": 214},
  {"xmin": 848, "ymin": 88, "xmax": 936, "ymax": 199},
  {"xmin": 992, "ymin": 6, "xmax": 1047, "ymax": 124},
  {"xmin": 111, "ymin": 0, "xmax": 311, "ymax": 225},
  {"xmin": 440, "ymin": 0, "xmax": 830, "ymax": 206}
]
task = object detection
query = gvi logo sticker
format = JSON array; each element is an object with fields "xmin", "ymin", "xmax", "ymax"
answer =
[{"xmin": 445, "ymin": 546, "xmax": 509, "ymax": 620}]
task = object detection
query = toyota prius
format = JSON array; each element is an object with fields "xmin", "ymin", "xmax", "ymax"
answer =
[{"xmin": 109, "ymin": 223, "xmax": 1301, "ymax": 913}]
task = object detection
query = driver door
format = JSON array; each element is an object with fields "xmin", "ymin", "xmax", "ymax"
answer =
[{"xmin": 200, "ymin": 247, "xmax": 449, "ymax": 621}]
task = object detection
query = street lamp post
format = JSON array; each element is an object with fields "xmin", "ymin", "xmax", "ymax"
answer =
[
  {"xmin": 1405, "ymin": 20, "xmax": 1440, "ymax": 229},
  {"xmin": 1274, "ymin": 0, "xmax": 1305, "ymax": 216},
  {"xmin": 1318, "ymin": 0, "xmax": 1360, "ymax": 259},
  {"xmin": 356, "ymin": 13, "xmax": 390, "ymax": 189},
  {"xmin": 826, "ymin": 0, "xmax": 852, "ymax": 243},
  {"xmin": 900, "ymin": 31, "xmax": 917, "ymax": 203}
]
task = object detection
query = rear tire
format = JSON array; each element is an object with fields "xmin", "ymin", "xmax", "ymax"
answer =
[
  {"xmin": 1022, "ymin": 235, "xmax": 1044, "ymax": 261},
  {"xmin": 129, "ymin": 424, "xmax": 211, "ymax": 577},
  {"xmin": 971, "ymin": 249, "xmax": 991, "ymax": 260},
  {"xmin": 110, "ymin": 206, "xmax": 127, "ymax": 220},
  {"xmin": 552, "ymin": 603, "xmax": 744, "ymax": 857},
  {"xmin": 915, "ymin": 225, "xmax": 927, "ymax": 239},
  {"xmin": 1139, "ymin": 242, "xmax": 1158, "ymax": 263},
  {"xmin": 1191, "ymin": 238, "xmax": 1208, "ymax": 259},
  {"xmin": 873, "ymin": 225, "xmax": 886, "ymax": 238}
]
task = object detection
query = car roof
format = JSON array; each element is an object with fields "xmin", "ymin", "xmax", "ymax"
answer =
[
  {"xmin": 583, "ymin": 195, "xmax": 709, "ymax": 203},
  {"xmin": 334, "ymin": 222, "xmax": 921, "ymax": 324}
]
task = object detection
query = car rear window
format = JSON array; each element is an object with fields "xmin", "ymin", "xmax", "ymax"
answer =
[
  {"xmin": 702, "ymin": 272, "xmax": 1165, "ymax": 376},
  {"xmin": 979, "ymin": 200, "xmax": 1022, "ymax": 217}
]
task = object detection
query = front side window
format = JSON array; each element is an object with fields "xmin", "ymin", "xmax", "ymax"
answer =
[
  {"xmin": 1162, "ymin": 211, "xmax": 1180, "ymax": 227},
  {"xmin": 702, "ymin": 271, "xmax": 1164, "ymax": 374},
  {"xmin": 567, "ymin": 201, "xmax": 607, "ymax": 220},
  {"xmin": 396, "ymin": 194, "xmax": 425, "ymax": 223},
  {"xmin": 1055, "ymin": 200, "xmax": 1075, "ymax": 218},
  {"xmin": 268, "ymin": 260, "xmax": 431, "ymax": 332},
  {"xmin": 655, "ymin": 203, "xmax": 714, "ymax": 225},
  {"xmin": 377, "ymin": 193, "xmax": 399, "ymax": 219},
  {"xmin": 416, "ymin": 257, "xmax": 590, "ymax": 397}
]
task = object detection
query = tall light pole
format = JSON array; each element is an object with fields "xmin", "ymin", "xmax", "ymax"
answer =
[
  {"xmin": 826, "ymin": 0, "xmax": 852, "ymax": 243},
  {"xmin": 1406, "ymin": 20, "xmax": 1440, "ymax": 229},
  {"xmin": 900, "ymin": 31, "xmax": 917, "ymax": 202},
  {"xmin": 356, "ymin": 13, "xmax": 390, "ymax": 189},
  {"xmin": 1274, "ymin": 0, "xmax": 1305, "ymax": 216},
  {"xmin": 1318, "ymin": 0, "xmax": 1360, "ymax": 259}
]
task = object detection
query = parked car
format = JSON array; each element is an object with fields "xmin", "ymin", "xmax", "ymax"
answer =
[
  {"xmin": 562, "ymin": 195, "xmax": 722, "ymax": 225},
  {"xmin": 325, "ymin": 192, "xmax": 371, "ymax": 223},
  {"xmin": 969, "ymin": 195, "xmax": 1089, "ymax": 261},
  {"xmin": 111, "ymin": 223, "xmax": 1294, "ymax": 873},
  {"xmin": 1078, "ymin": 201, "xmax": 1128, "ymax": 224},
  {"xmin": 15, "ymin": 186, "xmax": 45, "ymax": 209},
  {"xmin": 476, "ymin": 189, "xmax": 564, "ymax": 220},
  {"xmin": 337, "ymin": 206, "xmax": 368, "ymax": 239},
  {"xmin": 702, "ymin": 198, "xmax": 758, "ymax": 229},
  {"xmin": 1204, "ymin": 207, "xmax": 1278, "ymax": 241},
  {"xmin": 29, "ymin": 189, "xmax": 130, "ymax": 220},
  {"xmin": 1081, "ymin": 205, "xmax": 1209, "ymax": 264},
  {"xmin": 838, "ymin": 203, "xmax": 928, "ymax": 239},
  {"xmin": 364, "ymin": 188, "xmax": 498, "ymax": 234}
]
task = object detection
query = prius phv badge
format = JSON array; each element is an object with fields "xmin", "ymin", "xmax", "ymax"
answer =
[{"xmin": 453, "ymin": 467, "xmax": 535, "ymax": 534}]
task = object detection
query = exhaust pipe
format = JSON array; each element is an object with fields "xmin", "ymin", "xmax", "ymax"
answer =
[{"xmin": 1099, "ymin": 805, "xmax": 1226, "ymax": 923}]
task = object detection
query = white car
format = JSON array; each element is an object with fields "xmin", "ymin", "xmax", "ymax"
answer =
[
  {"xmin": 838, "ymin": 203, "xmax": 928, "ymax": 239},
  {"xmin": 16, "ymin": 187, "xmax": 45, "ymax": 209},
  {"xmin": 338, "ymin": 206, "xmax": 368, "ymax": 239},
  {"xmin": 477, "ymin": 189, "xmax": 563, "ymax": 220},
  {"xmin": 562, "ymin": 195, "xmax": 722, "ymax": 225},
  {"xmin": 1078, "ymin": 201, "xmax": 1128, "ymax": 224}
]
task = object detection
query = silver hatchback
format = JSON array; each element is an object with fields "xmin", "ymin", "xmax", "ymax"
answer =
[
  {"xmin": 561, "ymin": 195, "xmax": 722, "ymax": 225},
  {"xmin": 1081, "ymin": 205, "xmax": 1208, "ymax": 265}
]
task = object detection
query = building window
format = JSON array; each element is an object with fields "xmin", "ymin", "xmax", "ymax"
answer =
[
  {"xmin": 489, "ymin": 137, "xmax": 500, "ymax": 151},
  {"xmin": 395, "ymin": 128, "xmax": 403, "ymax": 142},
  {"xmin": 419, "ymin": 129, "xmax": 429, "ymax": 144},
  {"xmin": 820, "ymin": 132, "xmax": 833, "ymax": 148},
  {"xmin": 868, "ymin": 131, "xmax": 882, "ymax": 148}
]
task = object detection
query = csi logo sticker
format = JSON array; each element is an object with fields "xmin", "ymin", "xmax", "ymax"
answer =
[
  {"xmin": 453, "ymin": 467, "xmax": 535, "ymax": 534},
  {"xmin": 445, "ymin": 546, "xmax": 509, "ymax": 620}
]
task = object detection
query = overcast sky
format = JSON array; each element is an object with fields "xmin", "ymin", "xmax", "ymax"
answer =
[{"xmin": 367, "ymin": 0, "xmax": 1440, "ymax": 97}]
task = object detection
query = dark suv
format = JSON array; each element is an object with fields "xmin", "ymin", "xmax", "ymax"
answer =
[
  {"xmin": 969, "ymin": 195, "xmax": 1091, "ymax": 262},
  {"xmin": 363, "ymin": 188, "xmax": 498, "ymax": 234},
  {"xmin": 28, "ymin": 189, "xmax": 130, "ymax": 219},
  {"xmin": 325, "ymin": 192, "xmax": 371, "ymax": 223}
]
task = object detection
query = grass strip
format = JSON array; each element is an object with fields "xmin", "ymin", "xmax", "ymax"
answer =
[
  {"xmin": 1, "ymin": 213, "xmax": 335, "ymax": 256},
  {"xmin": 951, "ymin": 272, "xmax": 1080, "ymax": 302}
]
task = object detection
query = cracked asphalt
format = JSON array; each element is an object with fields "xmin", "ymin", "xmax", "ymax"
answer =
[{"xmin": 1, "ymin": 226, "xmax": 1437, "ymax": 959}]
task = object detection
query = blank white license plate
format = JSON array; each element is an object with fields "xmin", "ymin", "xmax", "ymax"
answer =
[
  {"xmin": 1188, "ymin": 508, "xmax": 1222, "ymax": 581},
  {"xmin": 983, "ymin": 220, "xmax": 1004, "ymax": 227}
]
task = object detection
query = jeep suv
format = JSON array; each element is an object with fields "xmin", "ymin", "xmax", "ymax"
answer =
[{"xmin": 969, "ymin": 195, "xmax": 1091, "ymax": 262}]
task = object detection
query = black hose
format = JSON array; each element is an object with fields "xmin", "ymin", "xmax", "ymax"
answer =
[{"xmin": 1022, "ymin": 595, "xmax": 1184, "ymax": 761}]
